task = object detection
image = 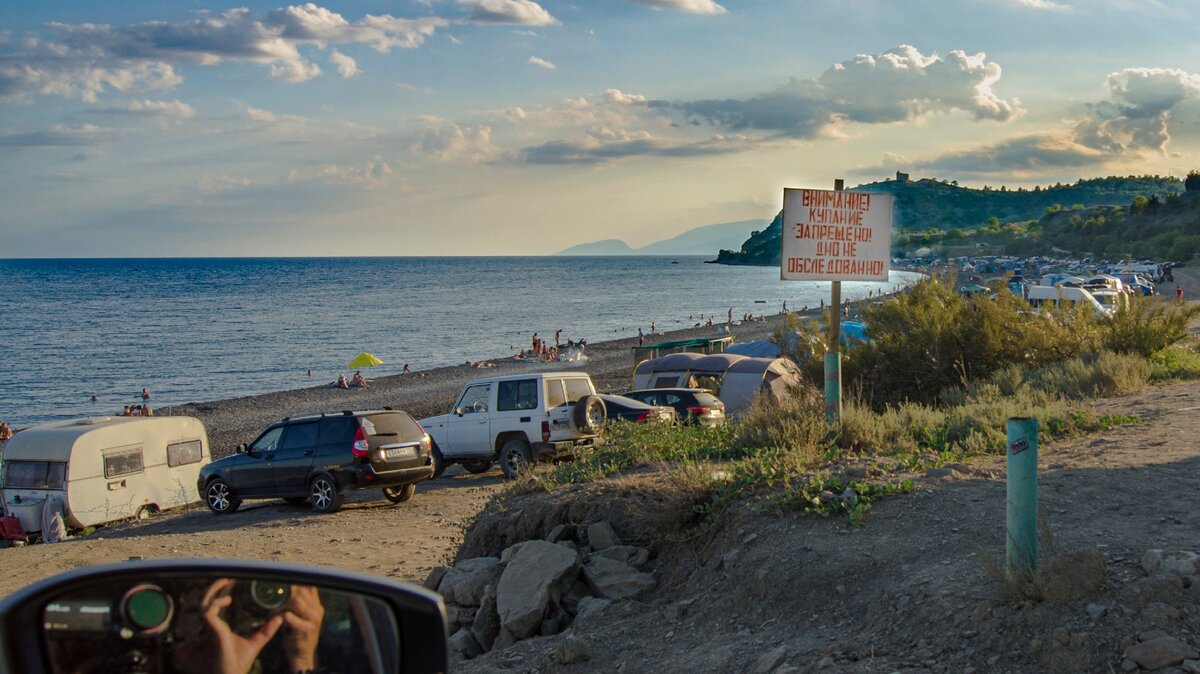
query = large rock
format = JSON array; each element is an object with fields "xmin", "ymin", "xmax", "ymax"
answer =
[
  {"xmin": 553, "ymin": 635, "xmax": 594, "ymax": 664},
  {"xmin": 587, "ymin": 522, "xmax": 622, "ymax": 550},
  {"xmin": 592, "ymin": 545, "xmax": 651, "ymax": 570},
  {"xmin": 1123, "ymin": 636, "xmax": 1198, "ymax": 670},
  {"xmin": 448, "ymin": 627, "xmax": 482, "ymax": 658},
  {"xmin": 471, "ymin": 585, "xmax": 500, "ymax": 651},
  {"xmin": 455, "ymin": 558, "xmax": 504, "ymax": 607},
  {"xmin": 1141, "ymin": 549, "xmax": 1200, "ymax": 576},
  {"xmin": 582, "ymin": 556, "xmax": 656, "ymax": 600},
  {"xmin": 436, "ymin": 568, "xmax": 467, "ymax": 600},
  {"xmin": 496, "ymin": 540, "xmax": 581, "ymax": 639}
]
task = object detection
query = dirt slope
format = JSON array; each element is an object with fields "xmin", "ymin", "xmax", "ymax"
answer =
[{"xmin": 452, "ymin": 379, "xmax": 1200, "ymax": 673}]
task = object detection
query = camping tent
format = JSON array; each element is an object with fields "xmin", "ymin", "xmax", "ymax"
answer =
[{"xmin": 631, "ymin": 352, "xmax": 803, "ymax": 414}]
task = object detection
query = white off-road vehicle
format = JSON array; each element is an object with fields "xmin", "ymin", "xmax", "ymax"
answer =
[{"xmin": 419, "ymin": 372, "xmax": 606, "ymax": 479}]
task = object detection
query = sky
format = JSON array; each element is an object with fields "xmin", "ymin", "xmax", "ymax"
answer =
[{"xmin": 1, "ymin": 0, "xmax": 1198, "ymax": 257}]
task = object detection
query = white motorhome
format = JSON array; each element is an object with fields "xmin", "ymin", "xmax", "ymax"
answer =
[
  {"xmin": 1025, "ymin": 285, "xmax": 1113, "ymax": 318},
  {"xmin": 1, "ymin": 416, "xmax": 210, "ymax": 532}
]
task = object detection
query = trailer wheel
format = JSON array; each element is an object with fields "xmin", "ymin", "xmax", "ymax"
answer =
[
  {"xmin": 205, "ymin": 479, "xmax": 241, "ymax": 514},
  {"xmin": 135, "ymin": 505, "xmax": 157, "ymax": 521}
]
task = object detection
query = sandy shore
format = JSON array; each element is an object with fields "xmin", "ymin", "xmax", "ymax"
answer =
[{"xmin": 172, "ymin": 314, "xmax": 795, "ymax": 459}]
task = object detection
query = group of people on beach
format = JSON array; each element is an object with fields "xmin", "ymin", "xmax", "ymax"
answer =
[
  {"xmin": 335, "ymin": 370, "xmax": 370, "ymax": 389},
  {"xmin": 519, "ymin": 330, "xmax": 586, "ymax": 362},
  {"xmin": 119, "ymin": 404, "xmax": 153, "ymax": 417}
]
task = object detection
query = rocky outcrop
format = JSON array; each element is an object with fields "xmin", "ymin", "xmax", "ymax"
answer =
[{"xmin": 428, "ymin": 520, "xmax": 656, "ymax": 661}]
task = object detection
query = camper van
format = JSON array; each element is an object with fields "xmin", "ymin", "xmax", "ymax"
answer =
[
  {"xmin": 1, "ymin": 416, "xmax": 210, "ymax": 533},
  {"xmin": 631, "ymin": 352, "xmax": 803, "ymax": 415},
  {"xmin": 1024, "ymin": 285, "xmax": 1113, "ymax": 318}
]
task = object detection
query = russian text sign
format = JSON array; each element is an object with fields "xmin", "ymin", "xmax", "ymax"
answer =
[{"xmin": 781, "ymin": 188, "xmax": 893, "ymax": 281}]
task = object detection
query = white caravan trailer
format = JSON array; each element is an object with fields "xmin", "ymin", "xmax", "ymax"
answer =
[
  {"xmin": 1, "ymin": 416, "xmax": 210, "ymax": 532},
  {"xmin": 1025, "ymin": 285, "xmax": 1113, "ymax": 318}
]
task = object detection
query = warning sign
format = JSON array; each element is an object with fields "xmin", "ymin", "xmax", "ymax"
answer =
[{"xmin": 781, "ymin": 188, "xmax": 893, "ymax": 281}]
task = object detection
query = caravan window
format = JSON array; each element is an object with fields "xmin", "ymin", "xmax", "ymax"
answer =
[
  {"xmin": 5, "ymin": 461, "xmax": 67, "ymax": 489},
  {"xmin": 104, "ymin": 447, "xmax": 144, "ymax": 478},
  {"xmin": 167, "ymin": 440, "xmax": 204, "ymax": 467}
]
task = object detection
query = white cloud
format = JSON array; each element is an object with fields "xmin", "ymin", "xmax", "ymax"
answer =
[
  {"xmin": 317, "ymin": 155, "xmax": 400, "ymax": 188},
  {"xmin": 1010, "ymin": 0, "xmax": 1070, "ymax": 10},
  {"xmin": 527, "ymin": 56, "xmax": 556, "ymax": 70},
  {"xmin": 0, "ymin": 123, "xmax": 113, "ymax": 147},
  {"xmin": 459, "ymin": 0, "xmax": 559, "ymax": 25},
  {"xmin": 198, "ymin": 174, "xmax": 253, "ymax": 191},
  {"xmin": 243, "ymin": 104, "xmax": 308, "ymax": 124},
  {"xmin": 0, "ymin": 5, "xmax": 449, "ymax": 103},
  {"xmin": 602, "ymin": 88, "xmax": 646, "ymax": 106},
  {"xmin": 95, "ymin": 98, "xmax": 195, "ymax": 118},
  {"xmin": 665, "ymin": 45, "xmax": 1021, "ymax": 138},
  {"xmin": 412, "ymin": 117, "xmax": 498, "ymax": 163},
  {"xmin": 629, "ymin": 0, "xmax": 727, "ymax": 14},
  {"xmin": 330, "ymin": 50, "xmax": 360, "ymax": 78},
  {"xmin": 866, "ymin": 66, "xmax": 1200, "ymax": 176}
]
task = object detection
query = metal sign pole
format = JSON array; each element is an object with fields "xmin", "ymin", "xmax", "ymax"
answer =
[{"xmin": 824, "ymin": 178, "xmax": 844, "ymax": 422}]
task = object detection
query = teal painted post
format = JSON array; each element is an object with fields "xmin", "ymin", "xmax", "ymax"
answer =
[
  {"xmin": 824, "ymin": 179, "xmax": 845, "ymax": 422},
  {"xmin": 1006, "ymin": 417, "xmax": 1038, "ymax": 580}
]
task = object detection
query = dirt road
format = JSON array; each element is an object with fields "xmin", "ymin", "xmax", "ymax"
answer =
[{"xmin": 0, "ymin": 466, "xmax": 505, "ymax": 597}]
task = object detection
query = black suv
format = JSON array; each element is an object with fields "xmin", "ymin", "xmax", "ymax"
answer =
[{"xmin": 198, "ymin": 409, "xmax": 434, "ymax": 514}]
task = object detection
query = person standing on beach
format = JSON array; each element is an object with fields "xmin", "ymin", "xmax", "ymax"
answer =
[
  {"xmin": 532, "ymin": 332, "xmax": 540, "ymax": 355},
  {"xmin": 142, "ymin": 387, "xmax": 151, "ymax": 400},
  {"xmin": 554, "ymin": 329, "xmax": 562, "ymax": 347},
  {"xmin": 1177, "ymin": 286, "xmax": 1184, "ymax": 304},
  {"xmin": 638, "ymin": 327, "xmax": 644, "ymax": 346},
  {"xmin": 728, "ymin": 307, "xmax": 733, "ymax": 323}
]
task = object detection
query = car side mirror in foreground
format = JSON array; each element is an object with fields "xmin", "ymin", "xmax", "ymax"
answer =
[
  {"xmin": 0, "ymin": 559, "xmax": 448, "ymax": 674},
  {"xmin": 236, "ymin": 443, "xmax": 248, "ymax": 454}
]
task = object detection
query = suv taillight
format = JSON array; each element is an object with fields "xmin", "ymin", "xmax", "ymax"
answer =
[
  {"xmin": 687, "ymin": 405, "xmax": 709, "ymax": 416},
  {"xmin": 415, "ymin": 420, "xmax": 432, "ymax": 452},
  {"xmin": 541, "ymin": 421, "xmax": 550, "ymax": 442},
  {"xmin": 635, "ymin": 411, "xmax": 649, "ymax": 423},
  {"xmin": 352, "ymin": 425, "xmax": 369, "ymax": 458}
]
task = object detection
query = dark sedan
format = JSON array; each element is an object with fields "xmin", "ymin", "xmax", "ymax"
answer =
[
  {"xmin": 595, "ymin": 394, "xmax": 676, "ymax": 425},
  {"xmin": 620, "ymin": 388, "xmax": 726, "ymax": 427}
]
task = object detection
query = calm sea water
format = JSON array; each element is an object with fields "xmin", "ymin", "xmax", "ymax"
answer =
[{"xmin": 0, "ymin": 257, "xmax": 921, "ymax": 428}]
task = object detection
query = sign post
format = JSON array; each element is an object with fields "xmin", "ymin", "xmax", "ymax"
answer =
[{"xmin": 781, "ymin": 180, "xmax": 893, "ymax": 422}]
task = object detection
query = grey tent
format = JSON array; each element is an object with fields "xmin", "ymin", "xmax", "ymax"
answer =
[{"xmin": 631, "ymin": 352, "xmax": 803, "ymax": 414}]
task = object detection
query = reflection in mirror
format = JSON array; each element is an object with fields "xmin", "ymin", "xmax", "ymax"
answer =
[{"xmin": 40, "ymin": 575, "xmax": 400, "ymax": 674}]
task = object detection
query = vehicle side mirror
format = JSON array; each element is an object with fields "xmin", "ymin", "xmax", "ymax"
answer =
[
  {"xmin": 236, "ymin": 443, "xmax": 248, "ymax": 454},
  {"xmin": 455, "ymin": 407, "xmax": 464, "ymax": 417},
  {"xmin": 0, "ymin": 559, "xmax": 448, "ymax": 674}
]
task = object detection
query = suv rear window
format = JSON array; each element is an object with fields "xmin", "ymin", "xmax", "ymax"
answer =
[
  {"xmin": 360, "ymin": 412, "xmax": 422, "ymax": 440},
  {"xmin": 693, "ymin": 392, "xmax": 721, "ymax": 406},
  {"xmin": 562, "ymin": 378, "xmax": 594, "ymax": 405}
]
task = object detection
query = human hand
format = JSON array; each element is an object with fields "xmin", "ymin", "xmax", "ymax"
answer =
[
  {"xmin": 281, "ymin": 585, "xmax": 324, "ymax": 672},
  {"xmin": 201, "ymin": 578, "xmax": 284, "ymax": 674}
]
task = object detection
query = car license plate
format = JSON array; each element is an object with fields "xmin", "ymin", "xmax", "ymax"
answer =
[{"xmin": 384, "ymin": 446, "xmax": 415, "ymax": 460}]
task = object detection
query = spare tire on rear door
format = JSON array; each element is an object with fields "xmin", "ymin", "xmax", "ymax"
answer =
[{"xmin": 572, "ymin": 395, "xmax": 606, "ymax": 432}]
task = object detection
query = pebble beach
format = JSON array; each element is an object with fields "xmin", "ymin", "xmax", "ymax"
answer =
[{"xmin": 171, "ymin": 315, "xmax": 795, "ymax": 459}]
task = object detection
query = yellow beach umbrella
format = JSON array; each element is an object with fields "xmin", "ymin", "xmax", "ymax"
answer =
[{"xmin": 348, "ymin": 352, "xmax": 384, "ymax": 369}]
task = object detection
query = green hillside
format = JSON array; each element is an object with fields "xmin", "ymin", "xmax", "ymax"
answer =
[{"xmin": 715, "ymin": 174, "xmax": 1189, "ymax": 265}]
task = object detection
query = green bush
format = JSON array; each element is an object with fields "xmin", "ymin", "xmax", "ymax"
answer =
[
  {"xmin": 1100, "ymin": 296, "xmax": 1200, "ymax": 356},
  {"xmin": 732, "ymin": 384, "xmax": 829, "ymax": 461},
  {"xmin": 1150, "ymin": 344, "xmax": 1200, "ymax": 381}
]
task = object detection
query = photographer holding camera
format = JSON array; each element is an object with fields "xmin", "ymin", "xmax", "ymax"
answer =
[{"xmin": 174, "ymin": 578, "xmax": 325, "ymax": 674}]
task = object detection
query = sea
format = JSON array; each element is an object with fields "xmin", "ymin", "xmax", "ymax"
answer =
[{"xmin": 0, "ymin": 257, "xmax": 922, "ymax": 428}]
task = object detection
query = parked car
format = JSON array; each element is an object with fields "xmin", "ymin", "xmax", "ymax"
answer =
[
  {"xmin": 420, "ymin": 372, "xmax": 605, "ymax": 479},
  {"xmin": 198, "ymin": 409, "xmax": 434, "ymax": 514},
  {"xmin": 620, "ymin": 388, "xmax": 727, "ymax": 427},
  {"xmin": 595, "ymin": 394, "xmax": 676, "ymax": 425}
]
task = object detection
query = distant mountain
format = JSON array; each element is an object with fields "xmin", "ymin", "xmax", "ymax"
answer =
[
  {"xmin": 715, "ymin": 175, "xmax": 1188, "ymax": 266},
  {"xmin": 556, "ymin": 220, "xmax": 759, "ymax": 256}
]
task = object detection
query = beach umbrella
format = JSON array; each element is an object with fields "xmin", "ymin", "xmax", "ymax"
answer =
[{"xmin": 348, "ymin": 352, "xmax": 384, "ymax": 369}]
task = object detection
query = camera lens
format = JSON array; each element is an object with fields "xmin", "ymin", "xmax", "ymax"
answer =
[
  {"xmin": 121, "ymin": 584, "xmax": 173, "ymax": 635},
  {"xmin": 248, "ymin": 581, "xmax": 290, "ymax": 612}
]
